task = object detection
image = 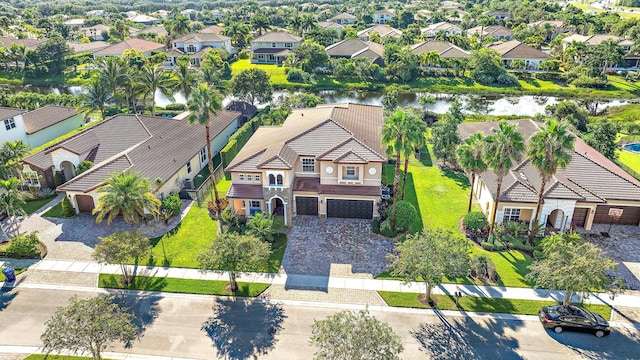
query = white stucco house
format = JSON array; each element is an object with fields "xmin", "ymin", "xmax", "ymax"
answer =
[{"xmin": 0, "ymin": 105, "xmax": 83, "ymax": 149}]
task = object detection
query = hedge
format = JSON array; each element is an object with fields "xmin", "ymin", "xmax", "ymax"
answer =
[{"xmin": 220, "ymin": 116, "xmax": 262, "ymax": 167}]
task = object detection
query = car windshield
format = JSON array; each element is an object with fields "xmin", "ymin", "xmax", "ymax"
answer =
[{"xmin": 569, "ymin": 306, "xmax": 596, "ymax": 323}]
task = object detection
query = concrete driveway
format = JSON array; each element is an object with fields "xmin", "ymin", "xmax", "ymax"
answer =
[{"xmin": 281, "ymin": 216, "xmax": 395, "ymax": 278}]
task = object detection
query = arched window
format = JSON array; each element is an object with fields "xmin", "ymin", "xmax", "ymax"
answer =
[
  {"xmin": 276, "ymin": 174, "xmax": 283, "ymax": 185},
  {"xmin": 269, "ymin": 174, "xmax": 276, "ymax": 185}
]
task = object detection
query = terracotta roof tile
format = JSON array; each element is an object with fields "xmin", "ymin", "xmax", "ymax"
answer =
[{"xmin": 227, "ymin": 184, "xmax": 263, "ymax": 199}]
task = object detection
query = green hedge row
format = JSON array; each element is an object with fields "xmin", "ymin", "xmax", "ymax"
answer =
[{"xmin": 221, "ymin": 116, "xmax": 262, "ymax": 167}]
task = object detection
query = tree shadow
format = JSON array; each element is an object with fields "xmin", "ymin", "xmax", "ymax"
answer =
[
  {"xmin": 0, "ymin": 286, "xmax": 18, "ymax": 312},
  {"xmin": 441, "ymin": 168, "xmax": 470, "ymax": 189},
  {"xmin": 419, "ymin": 146, "xmax": 433, "ymax": 167},
  {"xmin": 411, "ymin": 310, "xmax": 524, "ymax": 359},
  {"xmin": 107, "ymin": 288, "xmax": 163, "ymax": 344},
  {"xmin": 545, "ymin": 325, "xmax": 640, "ymax": 359},
  {"xmin": 201, "ymin": 298, "xmax": 286, "ymax": 360},
  {"xmin": 403, "ymin": 172, "xmax": 424, "ymax": 232}
]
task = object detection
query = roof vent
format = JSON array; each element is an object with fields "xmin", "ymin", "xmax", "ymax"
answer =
[
  {"xmin": 519, "ymin": 172, "xmax": 527, "ymax": 180},
  {"xmin": 148, "ymin": 144, "xmax": 151, "ymax": 149}
]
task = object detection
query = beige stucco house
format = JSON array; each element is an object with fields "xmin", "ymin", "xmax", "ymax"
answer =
[
  {"xmin": 250, "ymin": 32, "xmax": 303, "ymax": 64},
  {"xmin": 459, "ymin": 120, "xmax": 640, "ymax": 232},
  {"xmin": 225, "ymin": 103, "xmax": 386, "ymax": 226}
]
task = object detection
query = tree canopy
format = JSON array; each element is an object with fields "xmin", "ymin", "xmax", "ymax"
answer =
[{"xmin": 230, "ymin": 68, "xmax": 273, "ymax": 105}]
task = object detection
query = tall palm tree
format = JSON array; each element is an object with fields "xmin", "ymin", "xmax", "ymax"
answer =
[
  {"xmin": 93, "ymin": 170, "xmax": 161, "ymax": 231},
  {"xmin": 250, "ymin": 14, "xmax": 271, "ymax": 37},
  {"xmin": 188, "ymin": 83, "xmax": 224, "ymax": 231},
  {"xmin": 173, "ymin": 57, "xmax": 197, "ymax": 100},
  {"xmin": 0, "ymin": 140, "xmax": 28, "ymax": 180},
  {"xmin": 138, "ymin": 64, "xmax": 175, "ymax": 116},
  {"xmin": 483, "ymin": 122, "xmax": 525, "ymax": 234},
  {"xmin": 527, "ymin": 119, "xmax": 574, "ymax": 243},
  {"xmin": 289, "ymin": 16, "xmax": 303, "ymax": 36},
  {"xmin": 420, "ymin": 51, "xmax": 441, "ymax": 68},
  {"xmin": 222, "ymin": 22, "xmax": 250, "ymax": 49},
  {"xmin": 400, "ymin": 113, "xmax": 427, "ymax": 200},
  {"xmin": 171, "ymin": 15, "xmax": 191, "ymax": 37},
  {"xmin": 300, "ymin": 14, "xmax": 316, "ymax": 34},
  {"xmin": 95, "ymin": 56, "xmax": 128, "ymax": 108},
  {"xmin": 381, "ymin": 110, "xmax": 411, "ymax": 230},
  {"xmin": 457, "ymin": 133, "xmax": 487, "ymax": 213},
  {"xmin": 83, "ymin": 77, "xmax": 113, "ymax": 120},
  {"xmin": 0, "ymin": 178, "xmax": 31, "ymax": 237}
]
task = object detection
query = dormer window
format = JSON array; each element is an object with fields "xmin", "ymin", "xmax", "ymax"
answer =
[
  {"xmin": 302, "ymin": 158, "xmax": 315, "ymax": 172},
  {"xmin": 343, "ymin": 166, "xmax": 358, "ymax": 180}
]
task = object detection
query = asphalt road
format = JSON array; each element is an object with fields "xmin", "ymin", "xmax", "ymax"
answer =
[{"xmin": 0, "ymin": 287, "xmax": 639, "ymax": 359}]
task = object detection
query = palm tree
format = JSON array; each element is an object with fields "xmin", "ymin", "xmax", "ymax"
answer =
[
  {"xmin": 7, "ymin": 43, "xmax": 26, "ymax": 70},
  {"xmin": 222, "ymin": 22, "xmax": 250, "ymax": 49},
  {"xmin": 400, "ymin": 113, "xmax": 427, "ymax": 200},
  {"xmin": 0, "ymin": 140, "xmax": 28, "ymax": 180},
  {"xmin": 527, "ymin": 119, "xmax": 574, "ymax": 243},
  {"xmin": 83, "ymin": 77, "xmax": 113, "ymax": 120},
  {"xmin": 171, "ymin": 15, "xmax": 191, "ymax": 37},
  {"xmin": 250, "ymin": 14, "xmax": 271, "ymax": 37},
  {"xmin": 138, "ymin": 64, "xmax": 175, "ymax": 116},
  {"xmin": 0, "ymin": 178, "xmax": 31, "ymax": 237},
  {"xmin": 483, "ymin": 122, "xmax": 525, "ymax": 234},
  {"xmin": 173, "ymin": 57, "xmax": 197, "ymax": 100},
  {"xmin": 95, "ymin": 56, "xmax": 128, "ymax": 108},
  {"xmin": 300, "ymin": 14, "xmax": 316, "ymax": 34},
  {"xmin": 289, "ymin": 16, "xmax": 303, "ymax": 36},
  {"xmin": 381, "ymin": 110, "xmax": 411, "ymax": 230},
  {"xmin": 188, "ymin": 83, "xmax": 224, "ymax": 232},
  {"xmin": 456, "ymin": 133, "xmax": 487, "ymax": 213},
  {"xmin": 93, "ymin": 170, "xmax": 161, "ymax": 231},
  {"xmin": 420, "ymin": 51, "xmax": 441, "ymax": 68}
]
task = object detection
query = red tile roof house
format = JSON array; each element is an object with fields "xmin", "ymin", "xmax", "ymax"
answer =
[
  {"xmin": 0, "ymin": 105, "xmax": 83, "ymax": 148},
  {"xmin": 459, "ymin": 120, "xmax": 640, "ymax": 232},
  {"xmin": 225, "ymin": 103, "xmax": 386, "ymax": 226},
  {"xmin": 22, "ymin": 111, "xmax": 241, "ymax": 214}
]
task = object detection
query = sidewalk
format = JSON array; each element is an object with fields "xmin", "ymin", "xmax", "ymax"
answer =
[{"xmin": 2, "ymin": 259, "xmax": 639, "ymax": 308}]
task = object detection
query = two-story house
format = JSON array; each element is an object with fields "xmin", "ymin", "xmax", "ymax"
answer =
[
  {"xmin": 329, "ymin": 12, "xmax": 357, "ymax": 25},
  {"xmin": 22, "ymin": 111, "xmax": 241, "ymax": 213},
  {"xmin": 170, "ymin": 32, "xmax": 234, "ymax": 66},
  {"xmin": 420, "ymin": 22, "xmax": 462, "ymax": 39},
  {"xmin": 374, "ymin": 9, "xmax": 394, "ymax": 24},
  {"xmin": 357, "ymin": 25, "xmax": 403, "ymax": 42},
  {"xmin": 0, "ymin": 105, "xmax": 83, "ymax": 149},
  {"xmin": 467, "ymin": 25, "xmax": 514, "ymax": 40},
  {"xmin": 225, "ymin": 103, "xmax": 386, "ymax": 226},
  {"xmin": 250, "ymin": 32, "xmax": 303, "ymax": 64}
]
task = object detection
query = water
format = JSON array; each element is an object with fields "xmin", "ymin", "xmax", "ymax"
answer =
[
  {"xmin": 623, "ymin": 143, "xmax": 640, "ymax": 154},
  {"xmin": 1, "ymin": 84, "xmax": 631, "ymax": 117}
]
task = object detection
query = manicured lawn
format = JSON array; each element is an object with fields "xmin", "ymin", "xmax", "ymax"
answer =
[
  {"xmin": 41, "ymin": 202, "xmax": 68, "ymax": 218},
  {"xmin": 21, "ymin": 196, "xmax": 56, "ymax": 215},
  {"xmin": 617, "ymin": 149, "xmax": 640, "ymax": 174},
  {"xmin": 99, "ymin": 274, "xmax": 270, "ymax": 297},
  {"xmin": 380, "ymin": 146, "xmax": 534, "ymax": 288},
  {"xmin": 378, "ymin": 291, "xmax": 613, "ymax": 319},
  {"xmin": 231, "ymin": 59, "xmax": 290, "ymax": 86},
  {"xmin": 570, "ymin": 1, "xmax": 640, "ymax": 19}
]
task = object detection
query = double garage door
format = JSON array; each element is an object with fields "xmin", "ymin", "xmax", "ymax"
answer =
[
  {"xmin": 593, "ymin": 205, "xmax": 640, "ymax": 226},
  {"xmin": 296, "ymin": 197, "xmax": 374, "ymax": 219}
]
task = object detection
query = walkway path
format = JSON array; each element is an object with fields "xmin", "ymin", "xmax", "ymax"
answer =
[{"xmin": 3, "ymin": 259, "xmax": 640, "ymax": 310}]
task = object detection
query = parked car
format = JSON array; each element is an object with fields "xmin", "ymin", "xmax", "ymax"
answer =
[{"xmin": 538, "ymin": 305, "xmax": 611, "ymax": 338}]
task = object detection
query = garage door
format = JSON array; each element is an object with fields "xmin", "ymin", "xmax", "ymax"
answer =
[
  {"xmin": 76, "ymin": 195, "xmax": 94, "ymax": 213},
  {"xmin": 571, "ymin": 208, "xmax": 589, "ymax": 228},
  {"xmin": 327, "ymin": 199, "xmax": 373, "ymax": 219},
  {"xmin": 296, "ymin": 196, "xmax": 318, "ymax": 215},
  {"xmin": 593, "ymin": 205, "xmax": 640, "ymax": 226}
]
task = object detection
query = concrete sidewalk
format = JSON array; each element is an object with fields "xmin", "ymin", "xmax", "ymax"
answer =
[{"xmin": 2, "ymin": 259, "xmax": 639, "ymax": 308}]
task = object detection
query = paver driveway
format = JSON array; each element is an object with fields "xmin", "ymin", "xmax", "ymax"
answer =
[{"xmin": 281, "ymin": 216, "xmax": 395, "ymax": 277}]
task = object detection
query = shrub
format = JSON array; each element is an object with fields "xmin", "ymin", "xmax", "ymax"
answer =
[
  {"xmin": 570, "ymin": 76, "xmax": 609, "ymax": 89},
  {"xmin": 286, "ymin": 69, "xmax": 311, "ymax": 82},
  {"xmin": 160, "ymin": 193, "xmax": 182, "ymax": 218},
  {"xmin": 5, "ymin": 232, "xmax": 41, "ymax": 258},
  {"xmin": 469, "ymin": 254, "xmax": 499, "ymax": 283},
  {"xmin": 371, "ymin": 219, "xmax": 381, "ymax": 234},
  {"xmin": 237, "ymin": 49, "xmax": 249, "ymax": 59},
  {"xmin": 379, "ymin": 219, "xmax": 397, "ymax": 238},
  {"xmin": 463, "ymin": 211, "xmax": 488, "ymax": 234},
  {"xmin": 61, "ymin": 196, "xmax": 76, "ymax": 217},
  {"xmin": 390, "ymin": 200, "xmax": 417, "ymax": 232},
  {"xmin": 496, "ymin": 74, "xmax": 519, "ymax": 86},
  {"xmin": 54, "ymin": 173, "xmax": 63, "ymax": 186},
  {"xmin": 165, "ymin": 103, "xmax": 186, "ymax": 111},
  {"xmin": 539, "ymin": 60, "xmax": 560, "ymax": 71},
  {"xmin": 76, "ymin": 160, "xmax": 93, "ymax": 175}
]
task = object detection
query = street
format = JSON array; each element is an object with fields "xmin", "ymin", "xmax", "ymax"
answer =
[{"xmin": 0, "ymin": 286, "xmax": 639, "ymax": 359}]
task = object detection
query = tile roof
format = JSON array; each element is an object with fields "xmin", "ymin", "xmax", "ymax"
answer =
[
  {"xmin": 357, "ymin": 25, "xmax": 403, "ymax": 39},
  {"xmin": 252, "ymin": 32, "xmax": 302, "ymax": 43},
  {"xmin": 0, "ymin": 37, "xmax": 45, "ymax": 50},
  {"xmin": 293, "ymin": 177, "xmax": 381, "ymax": 196},
  {"xmin": 330, "ymin": 12, "xmax": 357, "ymax": 20},
  {"xmin": 21, "ymin": 105, "xmax": 79, "ymax": 134},
  {"xmin": 93, "ymin": 38, "xmax": 165, "ymax": 56},
  {"xmin": 226, "ymin": 184, "xmax": 263, "ymax": 199},
  {"xmin": 252, "ymin": 48, "xmax": 292, "ymax": 56},
  {"xmin": 318, "ymin": 21, "xmax": 343, "ymax": 30},
  {"xmin": 226, "ymin": 103, "xmax": 386, "ymax": 172},
  {"xmin": 0, "ymin": 107, "xmax": 26, "ymax": 121},
  {"xmin": 528, "ymin": 20, "xmax": 565, "ymax": 29},
  {"xmin": 563, "ymin": 34, "xmax": 623, "ymax": 46},
  {"xmin": 421, "ymin": 22, "xmax": 461, "ymax": 33},
  {"xmin": 458, "ymin": 119, "xmax": 640, "ymax": 204},
  {"xmin": 488, "ymin": 40, "xmax": 552, "ymax": 60},
  {"xmin": 411, "ymin": 41, "xmax": 470, "ymax": 58},
  {"xmin": 67, "ymin": 41, "xmax": 109, "ymax": 54},
  {"xmin": 467, "ymin": 25, "xmax": 513, "ymax": 37},
  {"xmin": 27, "ymin": 111, "xmax": 240, "ymax": 193},
  {"xmin": 201, "ymin": 25, "xmax": 225, "ymax": 34},
  {"xmin": 326, "ymin": 39, "xmax": 384, "ymax": 59},
  {"xmin": 174, "ymin": 32, "xmax": 230, "ymax": 43}
]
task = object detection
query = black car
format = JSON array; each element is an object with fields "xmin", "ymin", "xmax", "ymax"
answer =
[{"xmin": 538, "ymin": 305, "xmax": 611, "ymax": 338}]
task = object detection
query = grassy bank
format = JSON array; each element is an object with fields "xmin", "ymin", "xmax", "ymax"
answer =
[
  {"xmin": 98, "ymin": 274, "xmax": 270, "ymax": 297},
  {"xmin": 378, "ymin": 291, "xmax": 613, "ymax": 318}
]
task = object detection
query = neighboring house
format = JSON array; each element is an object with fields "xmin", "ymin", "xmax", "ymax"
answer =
[
  {"xmin": 420, "ymin": 22, "xmax": 462, "ymax": 38},
  {"xmin": 78, "ymin": 24, "xmax": 110, "ymax": 41},
  {"xmin": 317, "ymin": 21, "xmax": 344, "ymax": 40},
  {"xmin": 64, "ymin": 19, "xmax": 85, "ymax": 27},
  {"xmin": 357, "ymin": 25, "xmax": 403, "ymax": 42},
  {"xmin": 440, "ymin": 1, "xmax": 463, "ymax": 10},
  {"xmin": 562, "ymin": 34, "xmax": 633, "ymax": 52},
  {"xmin": 22, "ymin": 111, "xmax": 241, "ymax": 213},
  {"xmin": 66, "ymin": 41, "xmax": 110, "ymax": 54},
  {"xmin": 374, "ymin": 9, "xmax": 395, "ymax": 24},
  {"xmin": 93, "ymin": 38, "xmax": 166, "ymax": 57},
  {"xmin": 225, "ymin": 103, "xmax": 386, "ymax": 226},
  {"xmin": 0, "ymin": 36, "xmax": 45, "ymax": 50},
  {"xmin": 128, "ymin": 14, "xmax": 161, "ymax": 26},
  {"xmin": 467, "ymin": 25, "xmax": 514, "ymax": 40},
  {"xmin": 86, "ymin": 10, "xmax": 106, "ymax": 17},
  {"xmin": 181, "ymin": 9, "xmax": 198, "ymax": 20},
  {"xmin": 483, "ymin": 10, "xmax": 512, "ymax": 20},
  {"xmin": 225, "ymin": 100, "xmax": 258, "ymax": 126},
  {"xmin": 325, "ymin": 39, "xmax": 385, "ymax": 66},
  {"xmin": 411, "ymin": 41, "xmax": 470, "ymax": 60},
  {"xmin": 459, "ymin": 120, "xmax": 640, "ymax": 231},
  {"xmin": 250, "ymin": 32, "xmax": 303, "ymax": 64},
  {"xmin": 488, "ymin": 40, "xmax": 553, "ymax": 69},
  {"xmin": 201, "ymin": 25, "xmax": 225, "ymax": 34},
  {"xmin": 137, "ymin": 25, "xmax": 169, "ymax": 38},
  {"xmin": 0, "ymin": 105, "xmax": 83, "ymax": 149},
  {"xmin": 527, "ymin": 20, "xmax": 569, "ymax": 40},
  {"xmin": 329, "ymin": 12, "xmax": 357, "ymax": 25},
  {"xmin": 169, "ymin": 32, "xmax": 234, "ymax": 66}
]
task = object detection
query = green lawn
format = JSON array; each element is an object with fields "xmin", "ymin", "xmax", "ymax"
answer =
[
  {"xmin": 99, "ymin": 274, "xmax": 270, "ymax": 297},
  {"xmin": 378, "ymin": 291, "xmax": 613, "ymax": 319},
  {"xmin": 21, "ymin": 196, "xmax": 56, "ymax": 215},
  {"xmin": 570, "ymin": 1, "xmax": 640, "ymax": 19},
  {"xmin": 380, "ymin": 146, "xmax": 534, "ymax": 288},
  {"xmin": 41, "ymin": 202, "xmax": 67, "ymax": 218},
  {"xmin": 231, "ymin": 59, "xmax": 290, "ymax": 86},
  {"xmin": 25, "ymin": 356, "xmax": 103, "ymax": 360},
  {"xmin": 617, "ymin": 149, "xmax": 640, "ymax": 174}
]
